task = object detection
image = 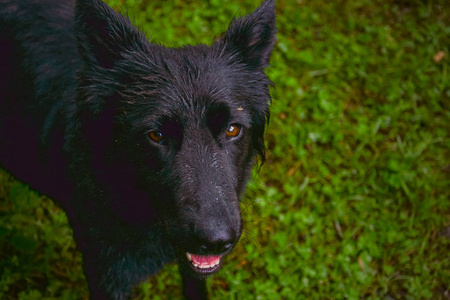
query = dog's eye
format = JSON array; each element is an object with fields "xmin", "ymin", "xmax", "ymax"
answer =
[
  {"xmin": 148, "ymin": 131, "xmax": 164, "ymax": 143},
  {"xmin": 226, "ymin": 124, "xmax": 241, "ymax": 139}
]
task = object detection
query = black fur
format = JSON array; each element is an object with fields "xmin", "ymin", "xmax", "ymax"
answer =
[{"xmin": 0, "ymin": 0, "xmax": 276, "ymax": 298}]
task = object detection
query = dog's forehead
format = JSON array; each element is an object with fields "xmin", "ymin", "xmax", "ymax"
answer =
[
  {"xmin": 156, "ymin": 47, "xmax": 241, "ymax": 110},
  {"xmin": 156, "ymin": 84, "xmax": 251, "ymax": 129},
  {"xmin": 126, "ymin": 45, "xmax": 254, "ymax": 130},
  {"xmin": 129, "ymin": 75, "xmax": 251, "ymax": 132}
]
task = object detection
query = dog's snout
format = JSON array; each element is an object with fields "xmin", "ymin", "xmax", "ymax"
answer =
[{"xmin": 198, "ymin": 227, "xmax": 237, "ymax": 255}]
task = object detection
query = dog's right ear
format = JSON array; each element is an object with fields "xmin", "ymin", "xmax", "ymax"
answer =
[{"xmin": 75, "ymin": 0, "xmax": 145, "ymax": 69}]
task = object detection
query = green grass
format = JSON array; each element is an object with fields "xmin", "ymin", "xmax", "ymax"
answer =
[{"xmin": 1, "ymin": 0, "xmax": 449, "ymax": 299}]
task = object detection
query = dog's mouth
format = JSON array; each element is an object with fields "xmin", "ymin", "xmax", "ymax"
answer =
[{"xmin": 185, "ymin": 252, "xmax": 223, "ymax": 275}]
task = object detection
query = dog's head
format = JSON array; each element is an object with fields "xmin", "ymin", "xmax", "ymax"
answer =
[{"xmin": 75, "ymin": 0, "xmax": 276, "ymax": 276}]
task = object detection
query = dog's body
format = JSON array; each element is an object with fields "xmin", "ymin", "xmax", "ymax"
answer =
[{"xmin": 0, "ymin": 0, "xmax": 276, "ymax": 298}]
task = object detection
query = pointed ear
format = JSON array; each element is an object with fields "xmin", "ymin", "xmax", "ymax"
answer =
[
  {"xmin": 217, "ymin": 0, "xmax": 276, "ymax": 71},
  {"xmin": 75, "ymin": 0, "xmax": 145, "ymax": 69}
]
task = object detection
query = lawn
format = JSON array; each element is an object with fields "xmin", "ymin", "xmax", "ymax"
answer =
[{"xmin": 0, "ymin": 0, "xmax": 449, "ymax": 299}]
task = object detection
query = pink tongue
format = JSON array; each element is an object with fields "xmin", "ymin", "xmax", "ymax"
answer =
[{"xmin": 191, "ymin": 254, "xmax": 221, "ymax": 265}]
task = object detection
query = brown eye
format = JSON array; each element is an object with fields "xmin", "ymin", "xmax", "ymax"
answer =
[
  {"xmin": 226, "ymin": 124, "xmax": 241, "ymax": 139},
  {"xmin": 148, "ymin": 131, "xmax": 164, "ymax": 143}
]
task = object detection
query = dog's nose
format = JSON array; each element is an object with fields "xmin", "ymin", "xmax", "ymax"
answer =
[{"xmin": 199, "ymin": 228, "xmax": 237, "ymax": 254}]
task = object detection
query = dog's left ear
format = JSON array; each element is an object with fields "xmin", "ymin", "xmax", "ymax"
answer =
[{"xmin": 217, "ymin": 0, "xmax": 276, "ymax": 71}]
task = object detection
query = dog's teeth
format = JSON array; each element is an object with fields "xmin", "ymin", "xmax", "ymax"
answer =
[
  {"xmin": 196, "ymin": 260, "xmax": 220, "ymax": 269},
  {"xmin": 187, "ymin": 253, "xmax": 222, "ymax": 269}
]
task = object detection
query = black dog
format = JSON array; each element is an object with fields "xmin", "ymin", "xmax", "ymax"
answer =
[{"xmin": 0, "ymin": 0, "xmax": 276, "ymax": 298}]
